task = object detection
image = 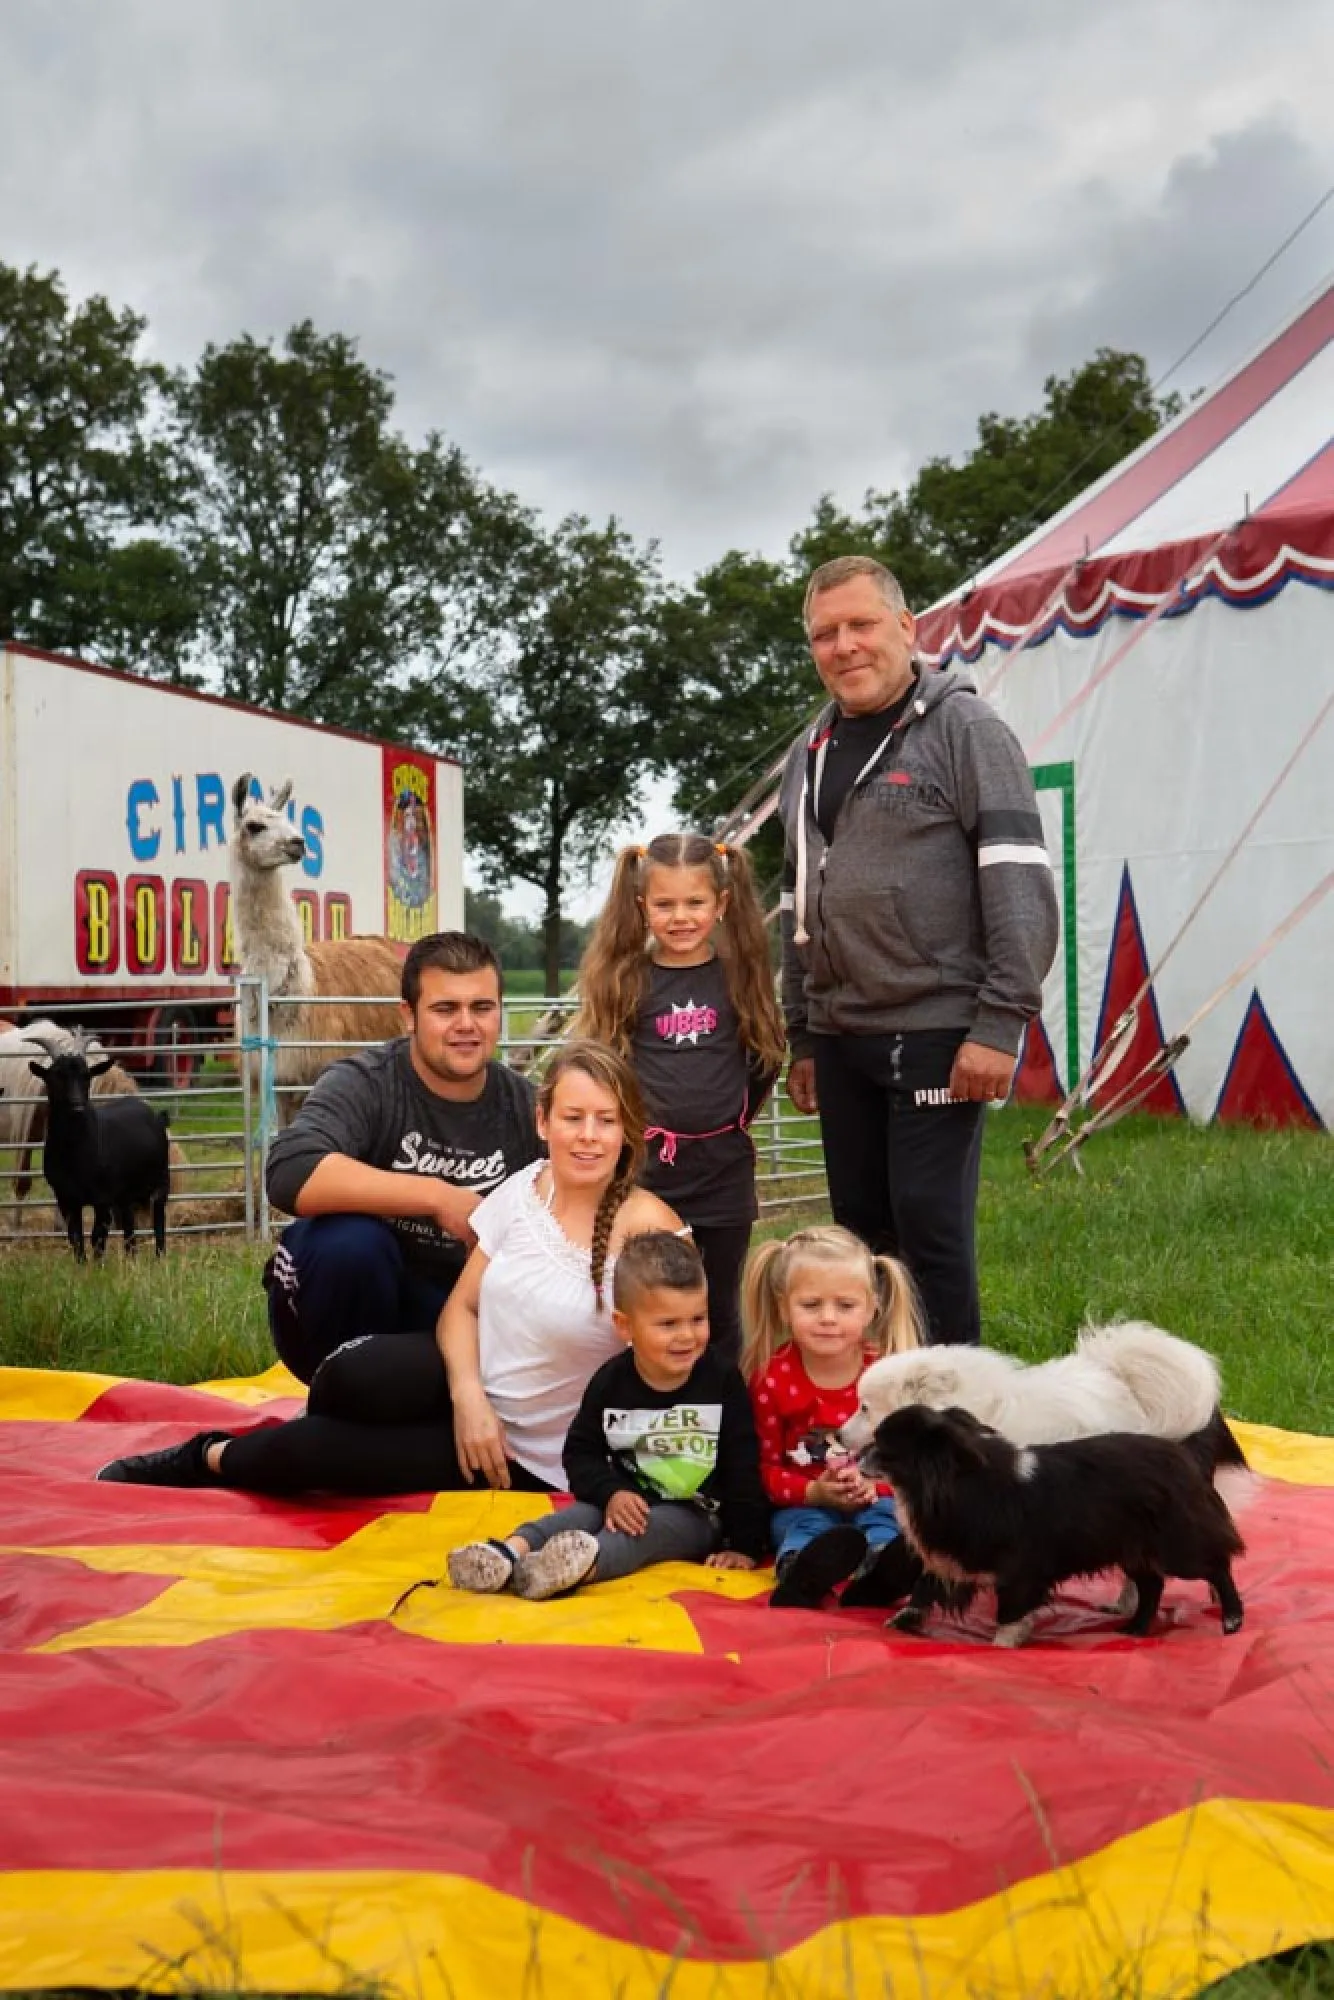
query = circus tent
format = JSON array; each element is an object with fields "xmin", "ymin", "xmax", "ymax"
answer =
[{"xmin": 912, "ymin": 280, "xmax": 1334, "ymax": 1127}]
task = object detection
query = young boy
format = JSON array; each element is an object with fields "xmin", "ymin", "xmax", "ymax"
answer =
[{"xmin": 448, "ymin": 1231, "xmax": 771, "ymax": 1599}]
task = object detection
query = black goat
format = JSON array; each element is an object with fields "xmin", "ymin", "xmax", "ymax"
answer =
[{"xmin": 28, "ymin": 1051, "xmax": 170, "ymax": 1260}]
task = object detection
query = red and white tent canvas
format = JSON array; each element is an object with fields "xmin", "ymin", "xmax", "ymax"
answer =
[{"xmin": 915, "ymin": 282, "xmax": 1334, "ymax": 1128}]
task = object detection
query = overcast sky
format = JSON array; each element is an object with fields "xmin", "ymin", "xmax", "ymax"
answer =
[
  {"xmin": 3, "ymin": 0, "xmax": 1331, "ymax": 577},
  {"xmin": 3, "ymin": 0, "xmax": 1332, "ymax": 912}
]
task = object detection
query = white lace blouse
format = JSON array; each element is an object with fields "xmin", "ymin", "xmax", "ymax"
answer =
[{"xmin": 472, "ymin": 1161, "xmax": 623, "ymax": 1487}]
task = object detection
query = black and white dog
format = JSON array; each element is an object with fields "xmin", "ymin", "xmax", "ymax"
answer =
[{"xmin": 861, "ymin": 1405, "xmax": 1246, "ymax": 1646}]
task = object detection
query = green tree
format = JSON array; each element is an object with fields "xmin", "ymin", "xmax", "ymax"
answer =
[
  {"xmin": 446, "ymin": 513, "xmax": 668, "ymax": 993},
  {"xmin": 657, "ymin": 551, "xmax": 809, "ymax": 884},
  {"xmin": 793, "ymin": 347, "xmax": 1180, "ymax": 596},
  {"xmin": 668, "ymin": 348, "xmax": 1180, "ymax": 842},
  {"xmin": 0, "ymin": 262, "xmax": 184, "ymax": 657},
  {"xmin": 177, "ymin": 319, "xmax": 509, "ymax": 726}
]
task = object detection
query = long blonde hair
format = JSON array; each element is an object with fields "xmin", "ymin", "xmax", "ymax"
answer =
[
  {"xmin": 574, "ymin": 832, "xmax": 786, "ymax": 1072},
  {"xmin": 741, "ymin": 1225, "xmax": 923, "ymax": 1379},
  {"xmin": 537, "ymin": 1039, "xmax": 646, "ymax": 1310}
]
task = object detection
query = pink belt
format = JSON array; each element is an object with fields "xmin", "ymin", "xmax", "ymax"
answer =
[{"xmin": 644, "ymin": 1121, "xmax": 742, "ymax": 1166}]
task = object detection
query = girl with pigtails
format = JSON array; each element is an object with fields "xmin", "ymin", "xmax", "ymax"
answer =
[
  {"xmin": 574, "ymin": 833, "xmax": 787, "ymax": 1368},
  {"xmin": 743, "ymin": 1226, "xmax": 922, "ymax": 1609}
]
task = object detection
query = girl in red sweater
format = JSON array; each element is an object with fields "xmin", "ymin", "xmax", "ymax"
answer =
[{"xmin": 744, "ymin": 1225, "xmax": 922, "ymax": 1608}]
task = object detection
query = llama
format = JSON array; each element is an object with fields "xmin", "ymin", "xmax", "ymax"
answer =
[{"xmin": 230, "ymin": 775, "xmax": 405, "ymax": 1125}]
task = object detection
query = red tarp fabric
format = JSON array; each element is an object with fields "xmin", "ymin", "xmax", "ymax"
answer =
[{"xmin": 3, "ymin": 1366, "xmax": 1334, "ymax": 1997}]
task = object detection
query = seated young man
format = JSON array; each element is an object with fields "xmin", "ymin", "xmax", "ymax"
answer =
[
  {"xmin": 447, "ymin": 1230, "xmax": 771, "ymax": 1599},
  {"xmin": 264, "ymin": 931, "xmax": 540, "ymax": 1382}
]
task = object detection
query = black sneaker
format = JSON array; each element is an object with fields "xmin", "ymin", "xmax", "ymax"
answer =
[
  {"xmin": 96, "ymin": 1431, "xmax": 233, "ymax": 1486},
  {"xmin": 770, "ymin": 1526, "xmax": 869, "ymax": 1609}
]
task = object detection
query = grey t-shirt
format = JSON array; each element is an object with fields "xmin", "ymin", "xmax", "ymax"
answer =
[{"xmin": 265, "ymin": 1040, "xmax": 542, "ymax": 1285}]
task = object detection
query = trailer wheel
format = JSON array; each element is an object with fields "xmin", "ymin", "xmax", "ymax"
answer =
[{"xmin": 145, "ymin": 1006, "xmax": 199, "ymax": 1090}]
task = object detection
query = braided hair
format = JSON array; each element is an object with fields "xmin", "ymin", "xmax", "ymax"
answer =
[{"xmin": 537, "ymin": 1039, "xmax": 647, "ymax": 1309}]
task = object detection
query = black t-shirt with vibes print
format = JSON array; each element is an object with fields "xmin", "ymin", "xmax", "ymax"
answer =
[{"xmin": 630, "ymin": 955, "xmax": 762, "ymax": 1227}]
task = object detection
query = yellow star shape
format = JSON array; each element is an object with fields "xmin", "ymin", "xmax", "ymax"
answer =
[{"xmin": 13, "ymin": 1492, "xmax": 769, "ymax": 1657}]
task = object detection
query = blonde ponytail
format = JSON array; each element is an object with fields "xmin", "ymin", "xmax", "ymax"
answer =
[
  {"xmin": 868, "ymin": 1254, "xmax": 926, "ymax": 1356},
  {"xmin": 740, "ymin": 1238, "xmax": 792, "ymax": 1379}
]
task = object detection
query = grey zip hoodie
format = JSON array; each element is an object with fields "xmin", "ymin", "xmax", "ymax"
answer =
[{"xmin": 779, "ymin": 667, "xmax": 1059, "ymax": 1059}]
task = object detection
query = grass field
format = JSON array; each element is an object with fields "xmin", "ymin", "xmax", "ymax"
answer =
[
  {"xmin": 1, "ymin": 1107, "xmax": 1330, "ymax": 1998},
  {"xmin": 3, "ymin": 1107, "xmax": 1327, "ymax": 1427}
]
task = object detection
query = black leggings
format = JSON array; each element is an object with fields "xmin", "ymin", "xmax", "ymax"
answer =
[
  {"xmin": 689, "ymin": 1221, "xmax": 753, "ymax": 1369},
  {"xmin": 216, "ymin": 1333, "xmax": 552, "ymax": 1497}
]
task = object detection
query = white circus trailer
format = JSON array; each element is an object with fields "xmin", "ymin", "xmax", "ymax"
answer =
[
  {"xmin": 0, "ymin": 643, "xmax": 463, "ymax": 1075},
  {"xmin": 914, "ymin": 282, "xmax": 1334, "ymax": 1130}
]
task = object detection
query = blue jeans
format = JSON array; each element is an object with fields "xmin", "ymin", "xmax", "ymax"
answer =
[
  {"xmin": 264, "ymin": 1214, "xmax": 455, "ymax": 1384},
  {"xmin": 772, "ymin": 1497, "xmax": 901, "ymax": 1566}
]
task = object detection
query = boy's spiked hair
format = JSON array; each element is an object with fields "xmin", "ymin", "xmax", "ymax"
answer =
[{"xmin": 613, "ymin": 1229, "xmax": 707, "ymax": 1313}]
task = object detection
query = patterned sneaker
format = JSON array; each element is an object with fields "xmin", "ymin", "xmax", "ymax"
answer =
[
  {"xmin": 96, "ymin": 1431, "xmax": 232, "ymax": 1486},
  {"xmin": 447, "ymin": 1540, "xmax": 518, "ymax": 1593},
  {"xmin": 512, "ymin": 1530, "xmax": 599, "ymax": 1601}
]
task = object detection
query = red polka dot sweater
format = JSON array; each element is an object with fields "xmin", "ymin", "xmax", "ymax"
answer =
[{"xmin": 748, "ymin": 1345, "xmax": 891, "ymax": 1507}]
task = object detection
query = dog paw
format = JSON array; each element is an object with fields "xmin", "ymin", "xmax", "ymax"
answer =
[
  {"xmin": 992, "ymin": 1616, "xmax": 1035, "ymax": 1649},
  {"xmin": 1105, "ymin": 1578, "xmax": 1138, "ymax": 1619}
]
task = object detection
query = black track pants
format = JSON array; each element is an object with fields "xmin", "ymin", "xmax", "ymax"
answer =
[
  {"xmin": 811, "ymin": 1029, "xmax": 985, "ymax": 1345},
  {"xmin": 217, "ymin": 1332, "xmax": 551, "ymax": 1497}
]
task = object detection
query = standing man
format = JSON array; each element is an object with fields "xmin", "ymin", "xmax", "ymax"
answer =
[
  {"xmin": 779, "ymin": 556, "xmax": 1058, "ymax": 1344},
  {"xmin": 264, "ymin": 931, "xmax": 541, "ymax": 1382}
]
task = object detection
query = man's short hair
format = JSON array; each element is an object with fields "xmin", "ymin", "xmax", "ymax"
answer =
[
  {"xmin": 613, "ymin": 1230, "xmax": 707, "ymax": 1312},
  {"xmin": 803, "ymin": 555, "xmax": 908, "ymax": 629},
  {"xmin": 401, "ymin": 932, "xmax": 503, "ymax": 1009}
]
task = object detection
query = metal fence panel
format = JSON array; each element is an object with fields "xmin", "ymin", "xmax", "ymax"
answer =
[
  {"xmin": 1, "ymin": 985, "xmax": 826, "ymax": 1248},
  {"xmin": 0, "ymin": 996, "xmax": 249, "ymax": 1246}
]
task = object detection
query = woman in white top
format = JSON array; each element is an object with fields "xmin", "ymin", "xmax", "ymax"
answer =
[
  {"xmin": 444, "ymin": 1042, "xmax": 683, "ymax": 1488},
  {"xmin": 94, "ymin": 1041, "xmax": 685, "ymax": 1497}
]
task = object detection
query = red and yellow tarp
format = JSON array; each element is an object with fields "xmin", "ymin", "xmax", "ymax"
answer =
[{"xmin": 4, "ymin": 1365, "xmax": 1334, "ymax": 1998}]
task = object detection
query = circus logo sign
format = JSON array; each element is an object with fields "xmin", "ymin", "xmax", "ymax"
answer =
[{"xmin": 383, "ymin": 748, "xmax": 438, "ymax": 944}]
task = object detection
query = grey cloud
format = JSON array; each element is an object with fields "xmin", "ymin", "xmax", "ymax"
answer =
[
  {"xmin": 1028, "ymin": 115, "xmax": 1334, "ymax": 403},
  {"xmin": 0, "ymin": 0, "xmax": 1331, "ymax": 575}
]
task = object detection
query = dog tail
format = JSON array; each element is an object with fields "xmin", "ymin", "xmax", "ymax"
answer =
[
  {"xmin": 1181, "ymin": 1406, "xmax": 1259, "ymax": 1517},
  {"xmin": 1074, "ymin": 1319, "xmax": 1220, "ymax": 1437}
]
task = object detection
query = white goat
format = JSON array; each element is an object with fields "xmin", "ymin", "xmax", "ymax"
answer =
[{"xmin": 230, "ymin": 774, "xmax": 405, "ymax": 1125}]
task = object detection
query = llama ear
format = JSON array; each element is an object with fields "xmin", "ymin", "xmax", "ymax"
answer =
[
  {"xmin": 270, "ymin": 778, "xmax": 294, "ymax": 810},
  {"xmin": 232, "ymin": 774, "xmax": 255, "ymax": 819}
]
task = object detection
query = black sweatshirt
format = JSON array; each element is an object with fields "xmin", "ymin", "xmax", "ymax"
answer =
[
  {"xmin": 562, "ymin": 1347, "xmax": 772, "ymax": 1560},
  {"xmin": 265, "ymin": 1041, "xmax": 541, "ymax": 1285}
]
